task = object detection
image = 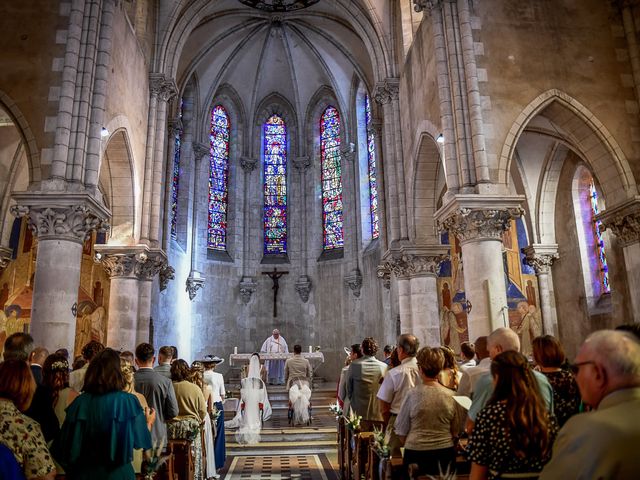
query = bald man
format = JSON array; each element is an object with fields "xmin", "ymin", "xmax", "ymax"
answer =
[{"xmin": 540, "ymin": 330, "xmax": 640, "ymax": 479}]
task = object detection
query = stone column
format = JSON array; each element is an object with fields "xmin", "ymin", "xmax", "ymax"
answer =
[
  {"xmin": 599, "ymin": 197, "xmax": 640, "ymax": 322},
  {"xmin": 10, "ymin": 193, "xmax": 109, "ymax": 352},
  {"xmin": 436, "ymin": 195, "xmax": 524, "ymax": 340},
  {"xmin": 136, "ymin": 249, "xmax": 168, "ymax": 345},
  {"xmin": 524, "ymin": 245, "xmax": 560, "ymax": 336},
  {"xmin": 292, "ymin": 156, "xmax": 312, "ymax": 302}
]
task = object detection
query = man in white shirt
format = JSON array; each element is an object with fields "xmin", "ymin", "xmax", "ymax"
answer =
[
  {"xmin": 457, "ymin": 336, "xmax": 489, "ymax": 398},
  {"xmin": 260, "ymin": 329, "xmax": 288, "ymax": 385},
  {"xmin": 377, "ymin": 334, "xmax": 420, "ymax": 453}
]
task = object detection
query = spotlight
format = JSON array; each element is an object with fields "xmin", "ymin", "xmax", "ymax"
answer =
[
  {"xmin": 436, "ymin": 134, "xmax": 444, "ymax": 144},
  {"xmin": 101, "ymin": 127, "xmax": 109, "ymax": 138}
]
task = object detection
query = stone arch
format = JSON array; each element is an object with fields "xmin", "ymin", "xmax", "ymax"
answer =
[
  {"xmin": 411, "ymin": 131, "xmax": 444, "ymax": 243},
  {"xmin": 499, "ymin": 89, "xmax": 637, "ymax": 207},
  {"xmin": 99, "ymin": 128, "xmax": 137, "ymax": 244},
  {"xmin": 304, "ymin": 86, "xmax": 341, "ymax": 159},
  {"xmin": 253, "ymin": 92, "xmax": 298, "ymax": 159}
]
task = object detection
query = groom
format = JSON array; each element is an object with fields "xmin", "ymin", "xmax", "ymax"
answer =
[{"xmin": 260, "ymin": 329, "xmax": 289, "ymax": 385}]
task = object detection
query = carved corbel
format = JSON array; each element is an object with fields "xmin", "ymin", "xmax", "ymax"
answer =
[
  {"xmin": 345, "ymin": 267, "xmax": 363, "ymax": 298},
  {"xmin": 239, "ymin": 276, "xmax": 257, "ymax": 304}
]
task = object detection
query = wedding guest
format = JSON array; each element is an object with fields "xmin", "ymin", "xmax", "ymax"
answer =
[
  {"xmin": 69, "ymin": 340, "xmax": 104, "ymax": 392},
  {"xmin": 438, "ymin": 346, "xmax": 461, "ymax": 391},
  {"xmin": 154, "ymin": 346, "xmax": 173, "ymax": 378},
  {"xmin": 29, "ymin": 347, "xmax": 48, "ymax": 386},
  {"xmin": 202, "ymin": 355, "xmax": 226, "ymax": 470},
  {"xmin": 3, "ymin": 332, "xmax": 34, "ymax": 361},
  {"xmin": 121, "ymin": 358, "xmax": 153, "ymax": 474}
]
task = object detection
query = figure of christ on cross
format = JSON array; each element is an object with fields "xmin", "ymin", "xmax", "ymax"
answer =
[{"xmin": 262, "ymin": 267, "xmax": 289, "ymax": 317}]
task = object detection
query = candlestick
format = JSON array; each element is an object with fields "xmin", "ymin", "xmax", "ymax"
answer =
[{"xmin": 234, "ymin": 346, "xmax": 238, "ymax": 354}]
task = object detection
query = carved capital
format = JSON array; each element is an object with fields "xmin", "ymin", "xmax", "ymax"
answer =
[
  {"xmin": 193, "ymin": 142, "xmax": 210, "ymax": 161},
  {"xmin": 295, "ymin": 275, "xmax": 312, "ymax": 302},
  {"xmin": 373, "ymin": 78, "xmax": 400, "ymax": 105},
  {"xmin": 345, "ymin": 268, "xmax": 363, "ymax": 298},
  {"xmin": 522, "ymin": 244, "xmax": 559, "ymax": 275},
  {"xmin": 159, "ymin": 264, "xmax": 175, "ymax": 291},
  {"xmin": 239, "ymin": 276, "xmax": 257, "ymax": 304},
  {"xmin": 186, "ymin": 271, "xmax": 205, "ymax": 301},
  {"xmin": 149, "ymin": 73, "xmax": 165, "ymax": 96},
  {"xmin": 0, "ymin": 246, "xmax": 12, "ymax": 271},
  {"xmin": 367, "ymin": 121, "xmax": 382, "ymax": 137},
  {"xmin": 159, "ymin": 80, "xmax": 178, "ymax": 103},
  {"xmin": 240, "ymin": 156, "xmax": 258, "ymax": 172},
  {"xmin": 598, "ymin": 197, "xmax": 640, "ymax": 247},
  {"xmin": 413, "ymin": 0, "xmax": 442, "ymax": 13},
  {"xmin": 292, "ymin": 156, "xmax": 311, "ymax": 171},
  {"xmin": 169, "ymin": 118, "xmax": 183, "ymax": 137},
  {"xmin": 376, "ymin": 264, "xmax": 391, "ymax": 290},
  {"xmin": 11, "ymin": 193, "xmax": 110, "ymax": 244},
  {"xmin": 94, "ymin": 245, "xmax": 166, "ymax": 280}
]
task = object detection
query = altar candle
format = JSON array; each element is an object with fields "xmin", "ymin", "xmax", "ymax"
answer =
[
  {"xmin": 309, "ymin": 345, "xmax": 312, "ymax": 353},
  {"xmin": 234, "ymin": 346, "xmax": 238, "ymax": 354}
]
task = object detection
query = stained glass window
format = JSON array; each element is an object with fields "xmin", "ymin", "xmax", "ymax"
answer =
[
  {"xmin": 589, "ymin": 182, "xmax": 610, "ymax": 293},
  {"xmin": 207, "ymin": 106, "xmax": 231, "ymax": 250},
  {"xmin": 365, "ymin": 94, "xmax": 380, "ymax": 239},
  {"xmin": 170, "ymin": 100, "xmax": 183, "ymax": 240},
  {"xmin": 320, "ymin": 106, "xmax": 344, "ymax": 250},
  {"xmin": 263, "ymin": 114, "xmax": 287, "ymax": 254}
]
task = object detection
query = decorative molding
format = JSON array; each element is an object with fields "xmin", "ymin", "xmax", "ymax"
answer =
[
  {"xmin": 193, "ymin": 142, "xmax": 210, "ymax": 160},
  {"xmin": 240, "ymin": 156, "xmax": 258, "ymax": 172},
  {"xmin": 292, "ymin": 156, "xmax": 311, "ymax": 171},
  {"xmin": 149, "ymin": 73, "xmax": 165, "ymax": 96},
  {"xmin": 159, "ymin": 79, "xmax": 178, "ymax": 103},
  {"xmin": 376, "ymin": 263, "xmax": 391, "ymax": 289},
  {"xmin": 94, "ymin": 245, "xmax": 167, "ymax": 281},
  {"xmin": 413, "ymin": 0, "xmax": 442, "ymax": 13},
  {"xmin": 159, "ymin": 264, "xmax": 175, "ymax": 291},
  {"xmin": 435, "ymin": 194, "xmax": 525, "ymax": 244},
  {"xmin": 239, "ymin": 276, "xmax": 257, "ymax": 304},
  {"xmin": 597, "ymin": 197, "xmax": 640, "ymax": 247},
  {"xmin": 11, "ymin": 192, "xmax": 110, "ymax": 244},
  {"xmin": 0, "ymin": 246, "xmax": 12, "ymax": 270},
  {"xmin": 344, "ymin": 267, "xmax": 363, "ymax": 298},
  {"xmin": 525, "ymin": 253, "xmax": 559, "ymax": 274},
  {"xmin": 380, "ymin": 243, "xmax": 449, "ymax": 280},
  {"xmin": 373, "ymin": 78, "xmax": 400, "ymax": 105},
  {"xmin": 295, "ymin": 275, "xmax": 312, "ymax": 302},
  {"xmin": 186, "ymin": 271, "xmax": 205, "ymax": 301}
]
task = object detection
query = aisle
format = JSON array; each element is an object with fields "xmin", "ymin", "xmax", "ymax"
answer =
[{"xmin": 221, "ymin": 384, "xmax": 339, "ymax": 479}]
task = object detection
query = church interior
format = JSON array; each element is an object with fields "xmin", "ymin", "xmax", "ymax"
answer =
[{"xmin": 1, "ymin": 0, "xmax": 639, "ymax": 384}]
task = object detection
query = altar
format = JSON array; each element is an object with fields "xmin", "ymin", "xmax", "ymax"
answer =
[{"xmin": 229, "ymin": 351, "xmax": 325, "ymax": 368}]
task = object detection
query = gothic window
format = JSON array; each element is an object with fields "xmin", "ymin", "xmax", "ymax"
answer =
[
  {"xmin": 365, "ymin": 94, "xmax": 380, "ymax": 239},
  {"xmin": 207, "ymin": 105, "xmax": 230, "ymax": 250},
  {"xmin": 170, "ymin": 99, "xmax": 183, "ymax": 240},
  {"xmin": 263, "ymin": 114, "xmax": 287, "ymax": 254},
  {"xmin": 320, "ymin": 106, "xmax": 344, "ymax": 250},
  {"xmin": 588, "ymin": 181, "xmax": 610, "ymax": 293}
]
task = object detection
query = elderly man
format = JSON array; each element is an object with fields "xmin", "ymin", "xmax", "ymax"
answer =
[
  {"xmin": 261, "ymin": 329, "xmax": 288, "ymax": 385},
  {"xmin": 540, "ymin": 330, "xmax": 640, "ymax": 479},
  {"xmin": 3, "ymin": 332, "xmax": 34, "ymax": 361},
  {"xmin": 466, "ymin": 327, "xmax": 553, "ymax": 433},
  {"xmin": 377, "ymin": 334, "xmax": 419, "ymax": 453}
]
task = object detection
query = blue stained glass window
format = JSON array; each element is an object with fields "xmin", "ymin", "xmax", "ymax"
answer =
[
  {"xmin": 263, "ymin": 115, "xmax": 287, "ymax": 254},
  {"xmin": 208, "ymin": 105, "xmax": 230, "ymax": 250},
  {"xmin": 365, "ymin": 94, "xmax": 380, "ymax": 239},
  {"xmin": 321, "ymin": 106, "xmax": 344, "ymax": 249},
  {"xmin": 589, "ymin": 182, "xmax": 610, "ymax": 293},
  {"xmin": 170, "ymin": 99, "xmax": 183, "ymax": 240}
]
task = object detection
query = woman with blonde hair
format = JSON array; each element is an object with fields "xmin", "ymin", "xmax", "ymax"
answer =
[
  {"xmin": 438, "ymin": 346, "xmax": 461, "ymax": 391},
  {"xmin": 121, "ymin": 358, "xmax": 153, "ymax": 474},
  {"xmin": 467, "ymin": 351, "xmax": 557, "ymax": 479}
]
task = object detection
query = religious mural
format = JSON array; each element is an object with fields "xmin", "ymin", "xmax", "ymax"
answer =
[
  {"xmin": 438, "ymin": 218, "xmax": 540, "ymax": 356},
  {"xmin": 0, "ymin": 218, "xmax": 110, "ymax": 357}
]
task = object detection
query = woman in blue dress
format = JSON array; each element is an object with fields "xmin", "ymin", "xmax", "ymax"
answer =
[{"xmin": 52, "ymin": 348, "xmax": 154, "ymax": 479}]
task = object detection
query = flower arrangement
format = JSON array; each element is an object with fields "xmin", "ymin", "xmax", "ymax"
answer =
[
  {"xmin": 372, "ymin": 426, "xmax": 390, "ymax": 458},
  {"xmin": 210, "ymin": 405, "xmax": 222, "ymax": 422},
  {"xmin": 345, "ymin": 408, "xmax": 362, "ymax": 431},
  {"xmin": 329, "ymin": 401, "xmax": 343, "ymax": 417},
  {"xmin": 141, "ymin": 440, "xmax": 170, "ymax": 479}
]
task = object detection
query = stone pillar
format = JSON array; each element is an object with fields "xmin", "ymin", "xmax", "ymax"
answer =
[
  {"xmin": 524, "ymin": 244, "xmax": 560, "ymax": 336},
  {"xmin": 397, "ymin": 276, "xmax": 412, "ymax": 333},
  {"xmin": 436, "ymin": 195, "xmax": 524, "ymax": 340},
  {"xmin": 95, "ymin": 245, "xmax": 167, "ymax": 350},
  {"xmin": 10, "ymin": 193, "xmax": 109, "ymax": 352},
  {"xmin": 599, "ymin": 197, "xmax": 640, "ymax": 323}
]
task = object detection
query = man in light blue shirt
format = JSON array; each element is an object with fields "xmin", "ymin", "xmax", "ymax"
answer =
[{"xmin": 466, "ymin": 327, "xmax": 554, "ymax": 433}]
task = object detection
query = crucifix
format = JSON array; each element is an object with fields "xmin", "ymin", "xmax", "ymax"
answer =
[{"xmin": 262, "ymin": 267, "xmax": 289, "ymax": 317}]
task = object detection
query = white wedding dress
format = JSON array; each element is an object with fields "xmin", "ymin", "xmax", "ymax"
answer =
[{"xmin": 224, "ymin": 354, "xmax": 272, "ymax": 444}]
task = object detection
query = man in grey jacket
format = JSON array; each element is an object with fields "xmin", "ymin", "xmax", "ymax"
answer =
[{"xmin": 134, "ymin": 343, "xmax": 179, "ymax": 446}]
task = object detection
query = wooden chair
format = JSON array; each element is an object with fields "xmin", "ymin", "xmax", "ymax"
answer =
[
  {"xmin": 378, "ymin": 456, "xmax": 403, "ymax": 480},
  {"xmin": 338, "ymin": 416, "xmax": 348, "ymax": 479},
  {"xmin": 351, "ymin": 431, "xmax": 375, "ymax": 480},
  {"xmin": 166, "ymin": 439, "xmax": 194, "ymax": 480}
]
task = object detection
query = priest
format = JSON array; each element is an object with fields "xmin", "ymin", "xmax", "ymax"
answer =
[{"xmin": 260, "ymin": 329, "xmax": 289, "ymax": 385}]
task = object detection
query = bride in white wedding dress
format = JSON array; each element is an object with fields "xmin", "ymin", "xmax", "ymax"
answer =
[{"xmin": 224, "ymin": 353, "xmax": 272, "ymax": 444}]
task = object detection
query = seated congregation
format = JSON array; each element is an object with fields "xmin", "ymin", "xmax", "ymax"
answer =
[{"xmin": 336, "ymin": 327, "xmax": 640, "ymax": 480}]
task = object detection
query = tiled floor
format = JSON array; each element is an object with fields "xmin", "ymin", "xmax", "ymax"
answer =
[{"xmin": 223, "ymin": 454, "xmax": 338, "ymax": 480}]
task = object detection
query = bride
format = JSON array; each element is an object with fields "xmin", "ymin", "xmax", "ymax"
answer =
[{"xmin": 224, "ymin": 353, "xmax": 272, "ymax": 444}]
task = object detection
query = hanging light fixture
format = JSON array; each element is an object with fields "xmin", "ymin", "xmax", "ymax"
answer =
[{"xmin": 237, "ymin": 0, "xmax": 320, "ymax": 12}]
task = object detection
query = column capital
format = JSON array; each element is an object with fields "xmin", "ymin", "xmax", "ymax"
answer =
[
  {"xmin": 0, "ymin": 246, "xmax": 12, "ymax": 271},
  {"xmin": 367, "ymin": 121, "xmax": 383, "ymax": 137},
  {"xmin": 186, "ymin": 270, "xmax": 205, "ymax": 301},
  {"xmin": 159, "ymin": 79, "xmax": 178, "ymax": 103},
  {"xmin": 193, "ymin": 142, "xmax": 210, "ymax": 161},
  {"xmin": 94, "ymin": 245, "xmax": 167, "ymax": 280},
  {"xmin": 373, "ymin": 78, "xmax": 400, "ymax": 105},
  {"xmin": 435, "ymin": 194, "xmax": 525, "ymax": 244},
  {"xmin": 240, "ymin": 156, "xmax": 258, "ymax": 172},
  {"xmin": 239, "ymin": 276, "xmax": 257, "ymax": 304},
  {"xmin": 523, "ymin": 244, "xmax": 559, "ymax": 275},
  {"xmin": 376, "ymin": 263, "xmax": 391, "ymax": 289},
  {"xmin": 340, "ymin": 144, "xmax": 356, "ymax": 162},
  {"xmin": 292, "ymin": 156, "xmax": 311, "ymax": 171},
  {"xmin": 149, "ymin": 73, "xmax": 165, "ymax": 96},
  {"xmin": 159, "ymin": 264, "xmax": 175, "ymax": 291},
  {"xmin": 597, "ymin": 196, "xmax": 640, "ymax": 247},
  {"xmin": 345, "ymin": 267, "xmax": 363, "ymax": 298},
  {"xmin": 11, "ymin": 192, "xmax": 110, "ymax": 244},
  {"xmin": 382, "ymin": 243, "xmax": 449, "ymax": 279},
  {"xmin": 168, "ymin": 118, "xmax": 183, "ymax": 137},
  {"xmin": 413, "ymin": 0, "xmax": 443, "ymax": 13},
  {"xmin": 295, "ymin": 275, "xmax": 312, "ymax": 303}
]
